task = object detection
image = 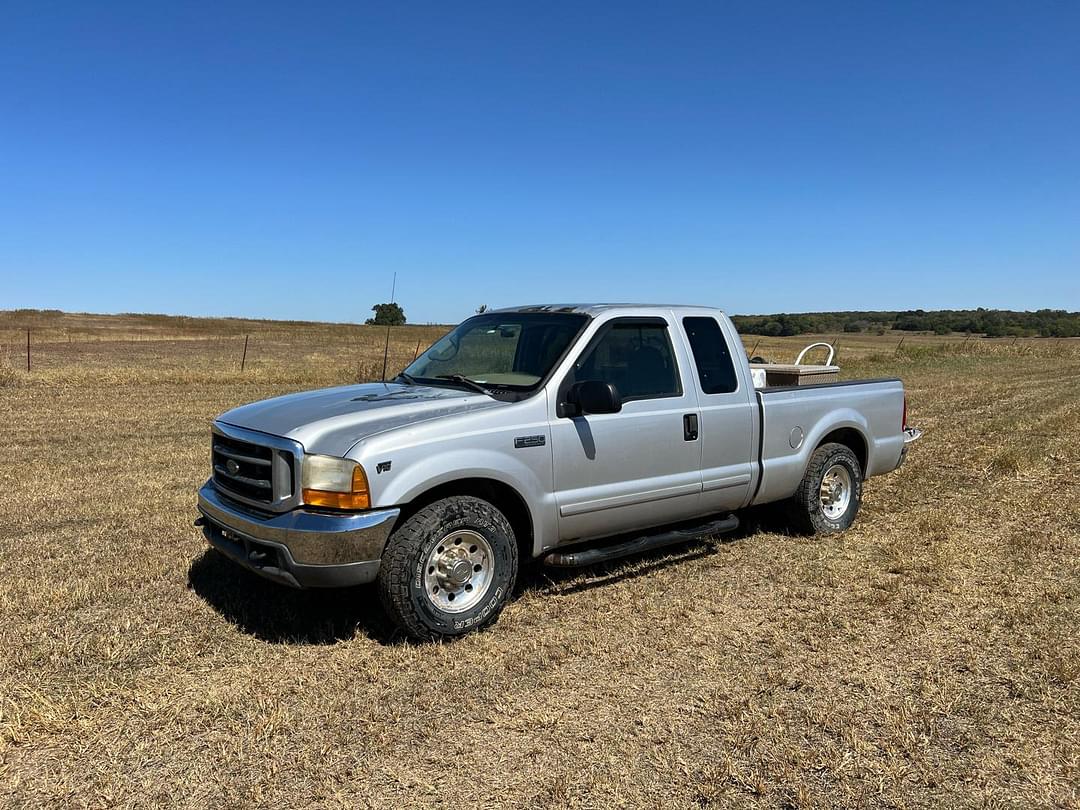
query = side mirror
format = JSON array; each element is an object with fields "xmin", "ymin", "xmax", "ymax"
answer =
[{"xmin": 563, "ymin": 380, "xmax": 622, "ymax": 416}]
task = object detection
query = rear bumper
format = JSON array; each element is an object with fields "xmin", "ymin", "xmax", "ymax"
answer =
[
  {"xmin": 196, "ymin": 480, "xmax": 400, "ymax": 588},
  {"xmin": 896, "ymin": 426, "xmax": 923, "ymax": 469}
]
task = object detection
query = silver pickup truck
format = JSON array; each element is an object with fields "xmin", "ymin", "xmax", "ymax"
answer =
[{"xmin": 197, "ymin": 304, "xmax": 920, "ymax": 639}]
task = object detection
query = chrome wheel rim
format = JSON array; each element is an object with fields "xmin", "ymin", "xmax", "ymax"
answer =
[
  {"xmin": 423, "ymin": 529, "xmax": 493, "ymax": 613},
  {"xmin": 819, "ymin": 464, "xmax": 852, "ymax": 520}
]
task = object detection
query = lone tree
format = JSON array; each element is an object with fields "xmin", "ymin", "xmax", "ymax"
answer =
[{"xmin": 366, "ymin": 303, "xmax": 406, "ymax": 326}]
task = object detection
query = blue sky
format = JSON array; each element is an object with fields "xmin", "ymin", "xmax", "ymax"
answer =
[{"xmin": 2, "ymin": 1, "xmax": 1078, "ymax": 324}]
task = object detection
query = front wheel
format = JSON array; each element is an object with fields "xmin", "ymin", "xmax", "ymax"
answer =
[
  {"xmin": 378, "ymin": 496, "xmax": 518, "ymax": 640},
  {"xmin": 787, "ymin": 442, "xmax": 863, "ymax": 535}
]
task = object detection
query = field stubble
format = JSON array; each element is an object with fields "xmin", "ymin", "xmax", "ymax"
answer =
[{"xmin": 0, "ymin": 311, "xmax": 1077, "ymax": 808}]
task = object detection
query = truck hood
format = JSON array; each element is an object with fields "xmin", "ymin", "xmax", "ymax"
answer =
[{"xmin": 216, "ymin": 382, "xmax": 505, "ymax": 456}]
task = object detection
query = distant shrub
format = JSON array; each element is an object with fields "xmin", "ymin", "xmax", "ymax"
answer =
[
  {"xmin": 366, "ymin": 303, "xmax": 406, "ymax": 326},
  {"xmin": 760, "ymin": 320, "xmax": 783, "ymax": 336}
]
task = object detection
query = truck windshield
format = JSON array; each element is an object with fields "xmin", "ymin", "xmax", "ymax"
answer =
[{"xmin": 403, "ymin": 312, "xmax": 589, "ymax": 395}]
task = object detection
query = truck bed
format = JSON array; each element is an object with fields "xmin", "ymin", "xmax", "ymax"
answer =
[{"xmin": 752, "ymin": 378, "xmax": 907, "ymax": 505}]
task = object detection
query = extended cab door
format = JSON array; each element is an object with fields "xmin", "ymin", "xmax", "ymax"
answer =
[
  {"xmin": 680, "ymin": 315, "xmax": 756, "ymax": 510},
  {"xmin": 549, "ymin": 314, "xmax": 703, "ymax": 541}
]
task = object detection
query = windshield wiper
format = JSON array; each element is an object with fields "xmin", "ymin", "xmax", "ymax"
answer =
[
  {"xmin": 395, "ymin": 372, "xmax": 419, "ymax": 385},
  {"xmin": 435, "ymin": 374, "xmax": 492, "ymax": 396}
]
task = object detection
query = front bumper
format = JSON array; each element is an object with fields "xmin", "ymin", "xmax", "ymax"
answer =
[{"xmin": 197, "ymin": 480, "xmax": 400, "ymax": 588}]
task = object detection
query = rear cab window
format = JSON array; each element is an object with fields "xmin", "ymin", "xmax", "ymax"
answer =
[{"xmin": 682, "ymin": 316, "xmax": 739, "ymax": 394}]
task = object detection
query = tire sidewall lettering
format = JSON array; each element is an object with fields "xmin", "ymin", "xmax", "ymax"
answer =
[{"xmin": 406, "ymin": 505, "xmax": 514, "ymax": 634}]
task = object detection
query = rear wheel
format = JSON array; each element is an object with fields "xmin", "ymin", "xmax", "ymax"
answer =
[
  {"xmin": 787, "ymin": 442, "xmax": 863, "ymax": 535},
  {"xmin": 378, "ymin": 496, "xmax": 518, "ymax": 640}
]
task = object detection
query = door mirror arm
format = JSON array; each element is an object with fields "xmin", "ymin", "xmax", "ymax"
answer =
[{"xmin": 556, "ymin": 400, "xmax": 581, "ymax": 418}]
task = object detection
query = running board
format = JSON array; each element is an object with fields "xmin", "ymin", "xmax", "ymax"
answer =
[{"xmin": 543, "ymin": 514, "xmax": 739, "ymax": 568}]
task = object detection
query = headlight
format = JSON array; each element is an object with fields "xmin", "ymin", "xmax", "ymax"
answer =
[{"xmin": 302, "ymin": 455, "xmax": 370, "ymax": 510}]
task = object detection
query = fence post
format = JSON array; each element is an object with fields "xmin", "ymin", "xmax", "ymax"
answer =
[
  {"xmin": 240, "ymin": 334, "xmax": 249, "ymax": 372},
  {"xmin": 27, "ymin": 328, "xmax": 31, "ymax": 372}
]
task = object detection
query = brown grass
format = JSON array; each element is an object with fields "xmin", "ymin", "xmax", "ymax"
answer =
[{"xmin": 1, "ymin": 311, "xmax": 1078, "ymax": 808}]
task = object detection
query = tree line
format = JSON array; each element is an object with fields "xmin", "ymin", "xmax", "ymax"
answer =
[
  {"xmin": 731, "ymin": 309, "xmax": 1080, "ymax": 338},
  {"xmin": 363, "ymin": 302, "xmax": 1080, "ymax": 338}
]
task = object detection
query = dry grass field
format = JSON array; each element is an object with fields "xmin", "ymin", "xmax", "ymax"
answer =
[{"xmin": 1, "ymin": 310, "xmax": 1077, "ymax": 808}]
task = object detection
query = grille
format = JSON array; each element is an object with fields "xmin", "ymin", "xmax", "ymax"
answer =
[{"xmin": 212, "ymin": 433, "xmax": 280, "ymax": 504}]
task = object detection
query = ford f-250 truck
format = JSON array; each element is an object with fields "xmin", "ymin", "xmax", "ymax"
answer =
[{"xmin": 196, "ymin": 304, "xmax": 921, "ymax": 639}]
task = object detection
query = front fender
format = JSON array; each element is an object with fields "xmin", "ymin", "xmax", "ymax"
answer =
[{"xmin": 374, "ymin": 447, "xmax": 557, "ymax": 557}]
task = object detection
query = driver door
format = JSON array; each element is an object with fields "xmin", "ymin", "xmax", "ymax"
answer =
[{"xmin": 549, "ymin": 316, "xmax": 703, "ymax": 541}]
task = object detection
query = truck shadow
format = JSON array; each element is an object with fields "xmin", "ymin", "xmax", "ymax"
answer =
[
  {"xmin": 187, "ymin": 506, "xmax": 789, "ymax": 645},
  {"xmin": 187, "ymin": 550, "xmax": 399, "ymax": 645}
]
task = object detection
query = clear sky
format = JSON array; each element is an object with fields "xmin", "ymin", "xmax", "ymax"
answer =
[{"xmin": 2, "ymin": 2, "xmax": 1078, "ymax": 324}]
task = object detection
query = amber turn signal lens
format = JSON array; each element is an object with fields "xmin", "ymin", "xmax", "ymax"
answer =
[
  {"xmin": 303, "ymin": 465, "xmax": 370, "ymax": 510},
  {"xmin": 302, "ymin": 489, "xmax": 371, "ymax": 510}
]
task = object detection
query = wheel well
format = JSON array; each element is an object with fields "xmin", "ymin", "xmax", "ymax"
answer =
[
  {"xmin": 396, "ymin": 478, "xmax": 535, "ymax": 560},
  {"xmin": 818, "ymin": 427, "xmax": 868, "ymax": 477}
]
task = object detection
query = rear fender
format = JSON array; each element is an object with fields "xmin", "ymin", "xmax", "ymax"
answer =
[{"xmin": 756, "ymin": 406, "xmax": 871, "ymax": 504}]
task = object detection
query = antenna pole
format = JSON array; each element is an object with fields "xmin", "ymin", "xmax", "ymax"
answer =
[
  {"xmin": 380, "ymin": 272, "xmax": 397, "ymax": 382},
  {"xmin": 380, "ymin": 326, "xmax": 391, "ymax": 381}
]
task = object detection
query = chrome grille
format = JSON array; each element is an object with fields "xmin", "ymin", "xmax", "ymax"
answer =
[
  {"xmin": 210, "ymin": 423, "xmax": 301, "ymax": 511},
  {"xmin": 213, "ymin": 434, "xmax": 274, "ymax": 502}
]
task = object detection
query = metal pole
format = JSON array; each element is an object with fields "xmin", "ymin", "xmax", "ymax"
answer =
[
  {"xmin": 27, "ymin": 328, "xmax": 31, "ymax": 372},
  {"xmin": 240, "ymin": 334, "xmax": 249, "ymax": 372},
  {"xmin": 380, "ymin": 326, "xmax": 391, "ymax": 381},
  {"xmin": 413, "ymin": 338, "xmax": 422, "ymax": 361},
  {"xmin": 381, "ymin": 272, "xmax": 397, "ymax": 381}
]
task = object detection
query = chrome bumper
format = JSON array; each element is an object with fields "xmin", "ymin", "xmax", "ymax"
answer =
[
  {"xmin": 197, "ymin": 480, "xmax": 400, "ymax": 588},
  {"xmin": 896, "ymin": 426, "xmax": 923, "ymax": 469}
]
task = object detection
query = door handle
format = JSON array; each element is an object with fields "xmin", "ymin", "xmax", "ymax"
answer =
[{"xmin": 683, "ymin": 413, "xmax": 699, "ymax": 441}]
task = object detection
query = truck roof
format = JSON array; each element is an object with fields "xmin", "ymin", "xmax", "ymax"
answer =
[{"xmin": 488, "ymin": 303, "xmax": 726, "ymax": 316}]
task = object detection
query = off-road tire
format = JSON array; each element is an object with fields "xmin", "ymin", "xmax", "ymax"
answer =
[
  {"xmin": 378, "ymin": 496, "xmax": 518, "ymax": 641},
  {"xmin": 787, "ymin": 442, "xmax": 863, "ymax": 535}
]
